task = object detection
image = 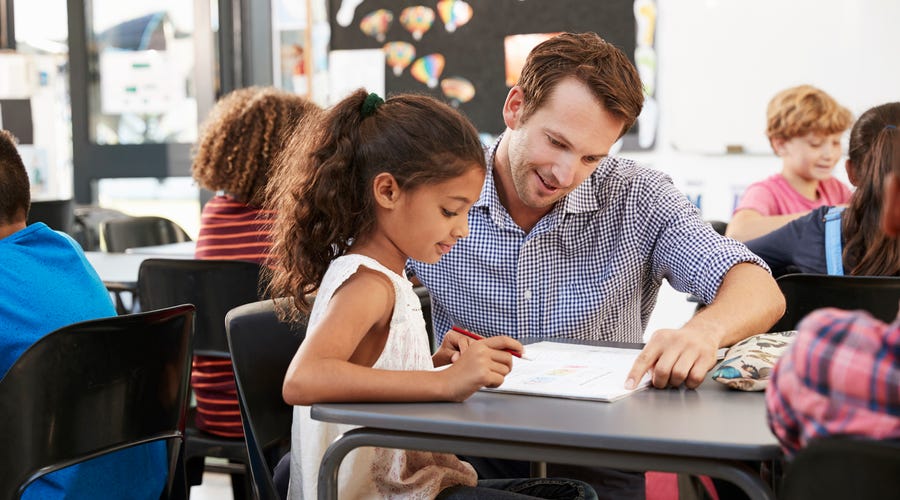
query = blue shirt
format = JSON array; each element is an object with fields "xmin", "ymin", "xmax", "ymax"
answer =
[
  {"xmin": 745, "ymin": 206, "xmax": 832, "ymax": 277},
  {"xmin": 0, "ymin": 223, "xmax": 166, "ymax": 500},
  {"xmin": 410, "ymin": 138, "xmax": 768, "ymax": 344}
]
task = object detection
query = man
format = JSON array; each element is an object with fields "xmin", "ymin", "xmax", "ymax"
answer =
[
  {"xmin": 410, "ymin": 33, "xmax": 785, "ymax": 497},
  {"xmin": 0, "ymin": 129, "xmax": 167, "ymax": 499}
]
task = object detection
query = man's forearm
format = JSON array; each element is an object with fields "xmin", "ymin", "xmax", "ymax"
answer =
[{"xmin": 687, "ymin": 262, "xmax": 786, "ymax": 347}]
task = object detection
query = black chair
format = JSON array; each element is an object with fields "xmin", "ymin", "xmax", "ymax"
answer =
[
  {"xmin": 100, "ymin": 216, "xmax": 192, "ymax": 253},
  {"xmin": 26, "ymin": 198, "xmax": 74, "ymax": 235},
  {"xmin": 707, "ymin": 219, "xmax": 728, "ymax": 236},
  {"xmin": 414, "ymin": 285, "xmax": 435, "ymax": 351},
  {"xmin": 769, "ymin": 273, "xmax": 900, "ymax": 332},
  {"xmin": 138, "ymin": 258, "xmax": 266, "ymax": 499},
  {"xmin": 0, "ymin": 304, "xmax": 195, "ymax": 500},
  {"xmin": 780, "ymin": 437, "xmax": 900, "ymax": 499},
  {"xmin": 226, "ymin": 298, "xmax": 306, "ymax": 500}
]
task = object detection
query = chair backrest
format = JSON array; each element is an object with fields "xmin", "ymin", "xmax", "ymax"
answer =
[
  {"xmin": 413, "ymin": 285, "xmax": 435, "ymax": 352},
  {"xmin": 707, "ymin": 219, "xmax": 728, "ymax": 236},
  {"xmin": 138, "ymin": 258, "xmax": 264, "ymax": 357},
  {"xmin": 26, "ymin": 199, "xmax": 74, "ymax": 235},
  {"xmin": 0, "ymin": 304, "xmax": 195, "ymax": 500},
  {"xmin": 769, "ymin": 273, "xmax": 900, "ymax": 332},
  {"xmin": 780, "ymin": 437, "xmax": 900, "ymax": 500},
  {"xmin": 100, "ymin": 216, "xmax": 192, "ymax": 253},
  {"xmin": 226, "ymin": 298, "xmax": 305, "ymax": 500}
]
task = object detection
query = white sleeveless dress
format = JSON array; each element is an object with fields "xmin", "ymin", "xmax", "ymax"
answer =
[{"xmin": 288, "ymin": 254, "xmax": 477, "ymax": 499}]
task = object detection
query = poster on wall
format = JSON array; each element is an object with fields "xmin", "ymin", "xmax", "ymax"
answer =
[{"xmin": 327, "ymin": 0, "xmax": 656, "ymax": 150}]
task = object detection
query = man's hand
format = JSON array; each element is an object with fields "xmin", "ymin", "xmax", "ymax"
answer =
[{"xmin": 626, "ymin": 325, "xmax": 720, "ymax": 389}]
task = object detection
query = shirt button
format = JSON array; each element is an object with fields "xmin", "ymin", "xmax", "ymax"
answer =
[{"xmin": 523, "ymin": 289, "xmax": 532, "ymax": 300}]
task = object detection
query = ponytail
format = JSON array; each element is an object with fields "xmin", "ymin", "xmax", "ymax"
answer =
[
  {"xmin": 842, "ymin": 103, "xmax": 900, "ymax": 276},
  {"xmin": 266, "ymin": 89, "xmax": 485, "ymax": 320}
]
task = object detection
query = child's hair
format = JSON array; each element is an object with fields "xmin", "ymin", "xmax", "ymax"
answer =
[
  {"xmin": 266, "ymin": 89, "xmax": 486, "ymax": 319},
  {"xmin": 841, "ymin": 102, "xmax": 900, "ymax": 276},
  {"xmin": 517, "ymin": 32, "xmax": 644, "ymax": 138},
  {"xmin": 0, "ymin": 129, "xmax": 30, "ymax": 225},
  {"xmin": 765, "ymin": 85, "xmax": 852, "ymax": 150},
  {"xmin": 192, "ymin": 86, "xmax": 321, "ymax": 207}
]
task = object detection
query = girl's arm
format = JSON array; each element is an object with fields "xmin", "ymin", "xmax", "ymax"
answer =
[{"xmin": 282, "ymin": 268, "xmax": 523, "ymax": 405}]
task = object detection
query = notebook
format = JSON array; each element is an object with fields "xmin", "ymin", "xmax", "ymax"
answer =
[{"xmin": 481, "ymin": 341, "xmax": 652, "ymax": 402}]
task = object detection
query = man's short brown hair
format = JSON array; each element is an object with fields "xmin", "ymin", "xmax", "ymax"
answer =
[
  {"xmin": 766, "ymin": 85, "xmax": 852, "ymax": 147},
  {"xmin": 516, "ymin": 32, "xmax": 644, "ymax": 137}
]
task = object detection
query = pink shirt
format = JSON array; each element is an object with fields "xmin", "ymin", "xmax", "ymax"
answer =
[{"xmin": 734, "ymin": 174, "xmax": 852, "ymax": 216}]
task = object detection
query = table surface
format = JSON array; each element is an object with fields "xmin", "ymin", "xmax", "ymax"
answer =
[
  {"xmin": 124, "ymin": 241, "xmax": 197, "ymax": 256},
  {"xmin": 312, "ymin": 375, "xmax": 780, "ymax": 462},
  {"xmin": 84, "ymin": 251, "xmax": 192, "ymax": 289}
]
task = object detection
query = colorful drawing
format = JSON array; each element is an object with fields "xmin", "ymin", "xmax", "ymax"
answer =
[
  {"xmin": 436, "ymin": 0, "xmax": 473, "ymax": 33},
  {"xmin": 384, "ymin": 41, "xmax": 416, "ymax": 76},
  {"xmin": 335, "ymin": 0, "xmax": 365, "ymax": 27},
  {"xmin": 503, "ymin": 33, "xmax": 561, "ymax": 86},
  {"xmin": 634, "ymin": 0, "xmax": 657, "ymax": 47},
  {"xmin": 410, "ymin": 53, "xmax": 445, "ymax": 88},
  {"xmin": 359, "ymin": 9, "xmax": 394, "ymax": 43},
  {"xmin": 399, "ymin": 6, "xmax": 435, "ymax": 41},
  {"xmin": 440, "ymin": 76, "xmax": 475, "ymax": 107}
]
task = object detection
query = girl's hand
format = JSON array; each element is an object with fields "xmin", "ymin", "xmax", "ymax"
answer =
[
  {"xmin": 432, "ymin": 329, "xmax": 476, "ymax": 366},
  {"xmin": 441, "ymin": 335, "xmax": 523, "ymax": 402}
]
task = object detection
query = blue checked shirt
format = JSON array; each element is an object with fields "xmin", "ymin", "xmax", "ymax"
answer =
[{"xmin": 410, "ymin": 138, "xmax": 768, "ymax": 344}]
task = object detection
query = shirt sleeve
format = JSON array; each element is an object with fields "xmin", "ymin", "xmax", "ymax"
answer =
[
  {"xmin": 644, "ymin": 178, "xmax": 770, "ymax": 304},
  {"xmin": 734, "ymin": 181, "xmax": 778, "ymax": 216}
]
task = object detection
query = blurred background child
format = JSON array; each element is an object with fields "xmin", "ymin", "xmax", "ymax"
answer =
[
  {"xmin": 746, "ymin": 102, "xmax": 900, "ymax": 277},
  {"xmin": 728, "ymin": 85, "xmax": 853, "ymax": 241},
  {"xmin": 190, "ymin": 86, "xmax": 320, "ymax": 439}
]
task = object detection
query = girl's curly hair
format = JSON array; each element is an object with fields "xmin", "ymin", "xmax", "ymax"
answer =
[
  {"xmin": 265, "ymin": 89, "xmax": 486, "ymax": 321},
  {"xmin": 192, "ymin": 86, "xmax": 321, "ymax": 206}
]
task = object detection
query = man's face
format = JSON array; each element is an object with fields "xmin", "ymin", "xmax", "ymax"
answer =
[{"xmin": 502, "ymin": 77, "xmax": 626, "ymax": 211}]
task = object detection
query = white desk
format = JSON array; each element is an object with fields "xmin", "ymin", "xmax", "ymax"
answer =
[
  {"xmin": 84, "ymin": 252, "xmax": 194, "ymax": 313},
  {"xmin": 313, "ymin": 372, "xmax": 780, "ymax": 500},
  {"xmin": 124, "ymin": 241, "xmax": 197, "ymax": 257}
]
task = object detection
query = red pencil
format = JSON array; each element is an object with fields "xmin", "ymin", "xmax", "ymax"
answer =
[{"xmin": 451, "ymin": 326, "xmax": 530, "ymax": 360}]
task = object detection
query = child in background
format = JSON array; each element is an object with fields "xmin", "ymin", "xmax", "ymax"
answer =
[
  {"xmin": 266, "ymin": 89, "xmax": 598, "ymax": 500},
  {"xmin": 766, "ymin": 125, "xmax": 900, "ymax": 456},
  {"xmin": 190, "ymin": 86, "xmax": 321, "ymax": 440},
  {"xmin": 727, "ymin": 85, "xmax": 853, "ymax": 241},
  {"xmin": 746, "ymin": 102, "xmax": 900, "ymax": 277}
]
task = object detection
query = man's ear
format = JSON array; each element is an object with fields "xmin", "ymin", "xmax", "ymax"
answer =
[
  {"xmin": 372, "ymin": 172, "xmax": 401, "ymax": 209},
  {"xmin": 882, "ymin": 172, "xmax": 900, "ymax": 237},
  {"xmin": 502, "ymin": 86, "xmax": 526, "ymax": 130}
]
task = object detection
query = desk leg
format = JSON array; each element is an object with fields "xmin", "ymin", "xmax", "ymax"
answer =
[{"xmin": 318, "ymin": 428, "xmax": 776, "ymax": 500}]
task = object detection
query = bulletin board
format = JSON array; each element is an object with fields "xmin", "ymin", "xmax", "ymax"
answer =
[{"xmin": 327, "ymin": 0, "xmax": 652, "ymax": 148}]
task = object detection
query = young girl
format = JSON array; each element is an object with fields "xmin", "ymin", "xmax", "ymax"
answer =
[
  {"xmin": 746, "ymin": 102, "xmax": 900, "ymax": 276},
  {"xmin": 190, "ymin": 86, "xmax": 320, "ymax": 440},
  {"xmin": 266, "ymin": 90, "xmax": 598, "ymax": 500}
]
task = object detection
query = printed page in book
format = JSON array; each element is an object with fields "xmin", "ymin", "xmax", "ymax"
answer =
[{"xmin": 482, "ymin": 341, "xmax": 652, "ymax": 402}]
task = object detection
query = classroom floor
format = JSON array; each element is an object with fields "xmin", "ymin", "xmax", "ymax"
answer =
[{"xmin": 191, "ymin": 472, "xmax": 234, "ymax": 500}]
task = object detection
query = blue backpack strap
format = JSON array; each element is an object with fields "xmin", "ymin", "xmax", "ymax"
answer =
[{"xmin": 824, "ymin": 206, "xmax": 845, "ymax": 275}]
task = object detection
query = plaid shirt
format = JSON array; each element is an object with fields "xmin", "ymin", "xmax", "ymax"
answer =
[
  {"xmin": 410, "ymin": 138, "xmax": 766, "ymax": 344},
  {"xmin": 766, "ymin": 308, "xmax": 900, "ymax": 457}
]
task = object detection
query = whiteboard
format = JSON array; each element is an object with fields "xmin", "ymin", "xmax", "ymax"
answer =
[{"xmin": 660, "ymin": 0, "xmax": 900, "ymax": 154}]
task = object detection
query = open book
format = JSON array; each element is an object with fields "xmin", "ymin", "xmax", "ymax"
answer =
[{"xmin": 482, "ymin": 341, "xmax": 652, "ymax": 402}]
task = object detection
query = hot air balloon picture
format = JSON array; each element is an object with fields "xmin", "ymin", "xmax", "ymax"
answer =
[
  {"xmin": 440, "ymin": 77, "xmax": 476, "ymax": 108},
  {"xmin": 383, "ymin": 41, "xmax": 416, "ymax": 77},
  {"xmin": 410, "ymin": 54, "xmax": 445, "ymax": 88},
  {"xmin": 399, "ymin": 6, "xmax": 435, "ymax": 41},
  {"xmin": 359, "ymin": 9, "xmax": 394, "ymax": 43},
  {"xmin": 436, "ymin": 0, "xmax": 473, "ymax": 33}
]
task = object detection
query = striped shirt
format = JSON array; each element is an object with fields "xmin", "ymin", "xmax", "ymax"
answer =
[
  {"xmin": 193, "ymin": 195, "xmax": 275, "ymax": 438},
  {"xmin": 766, "ymin": 307, "xmax": 900, "ymax": 457},
  {"xmin": 410, "ymin": 137, "xmax": 767, "ymax": 344}
]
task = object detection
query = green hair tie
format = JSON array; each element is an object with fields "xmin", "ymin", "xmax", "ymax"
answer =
[{"xmin": 360, "ymin": 93, "xmax": 384, "ymax": 118}]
